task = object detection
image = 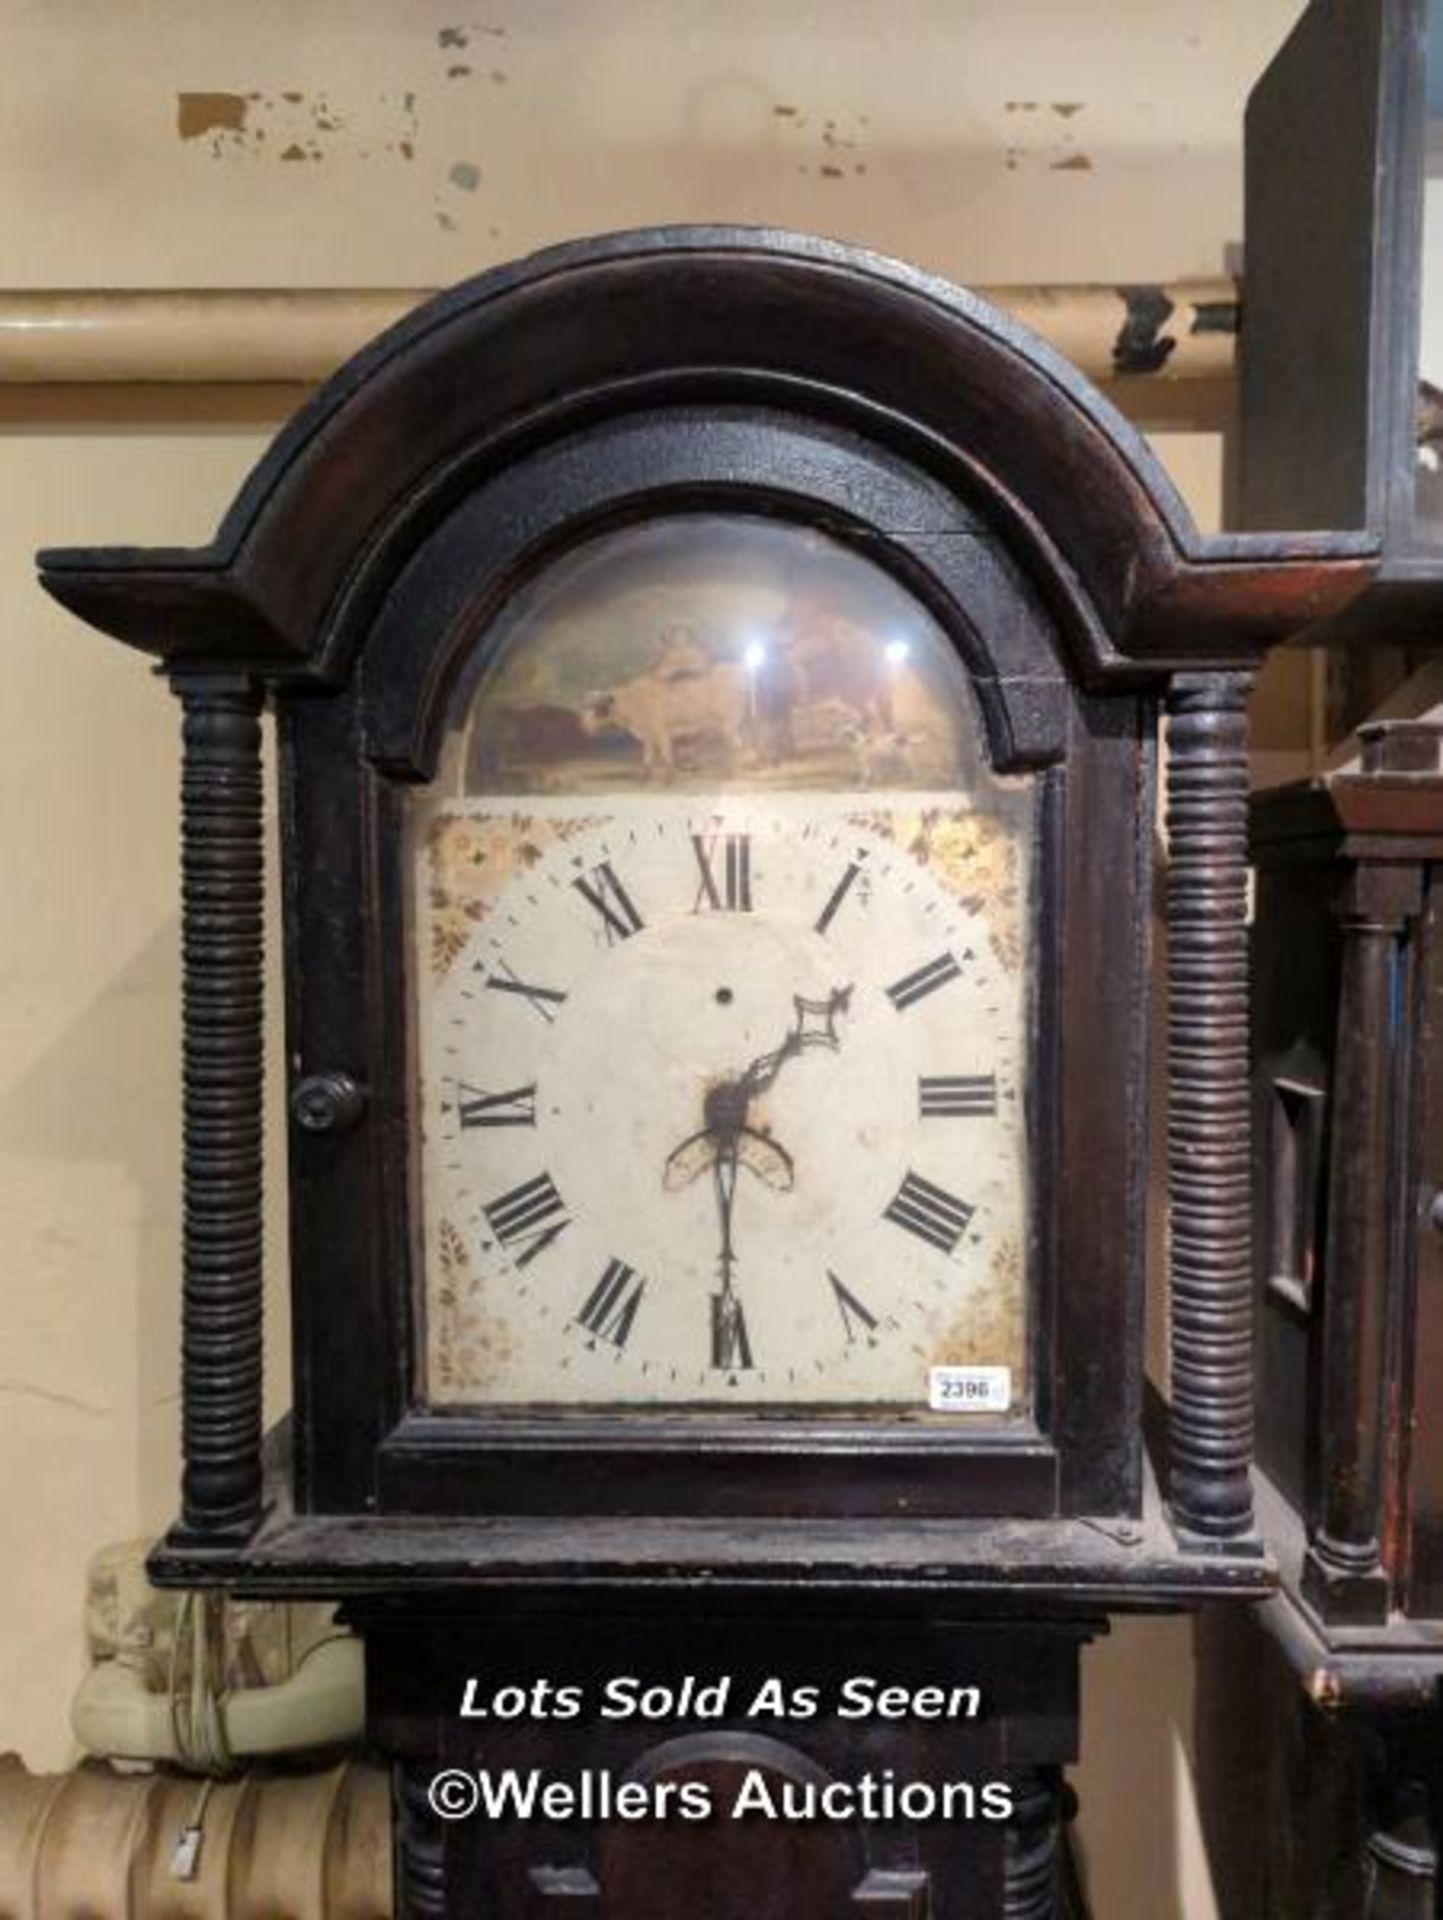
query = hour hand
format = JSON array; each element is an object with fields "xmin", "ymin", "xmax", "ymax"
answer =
[
  {"xmin": 737, "ymin": 1127, "xmax": 794, "ymax": 1191},
  {"xmin": 663, "ymin": 1130, "xmax": 716, "ymax": 1191},
  {"xmin": 663, "ymin": 1126, "xmax": 796, "ymax": 1192}
]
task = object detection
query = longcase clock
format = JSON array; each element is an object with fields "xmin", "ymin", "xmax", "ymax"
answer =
[{"xmin": 37, "ymin": 229, "xmax": 1378, "ymax": 1918}]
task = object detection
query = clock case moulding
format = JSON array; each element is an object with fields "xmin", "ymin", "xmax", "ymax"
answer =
[{"xmin": 37, "ymin": 226, "xmax": 1381, "ymax": 1606}]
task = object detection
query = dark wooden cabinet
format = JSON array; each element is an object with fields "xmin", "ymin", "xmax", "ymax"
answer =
[
  {"xmin": 36, "ymin": 228, "xmax": 1381, "ymax": 1916},
  {"xmin": 1199, "ymin": 7, "xmax": 1443, "ymax": 1910},
  {"xmin": 1241, "ymin": 0, "xmax": 1443, "ymax": 652},
  {"xmin": 1198, "ymin": 722, "xmax": 1443, "ymax": 1917}
]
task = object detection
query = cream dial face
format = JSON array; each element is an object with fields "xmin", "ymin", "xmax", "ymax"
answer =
[{"xmin": 413, "ymin": 792, "xmax": 1031, "ymax": 1409}]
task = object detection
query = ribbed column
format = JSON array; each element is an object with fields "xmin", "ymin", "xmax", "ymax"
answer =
[
  {"xmin": 395, "ymin": 1764, "xmax": 447, "ymax": 1919},
  {"xmin": 173, "ymin": 675, "xmax": 266, "ymax": 1543},
  {"xmin": 1165, "ymin": 673, "xmax": 1257, "ymax": 1546},
  {"xmin": 1363, "ymin": 1780, "xmax": 1437, "ymax": 1920},
  {"xmin": 1302, "ymin": 881, "xmax": 1405, "ymax": 1625},
  {"xmin": 1002, "ymin": 1769, "xmax": 1062, "ymax": 1919}
]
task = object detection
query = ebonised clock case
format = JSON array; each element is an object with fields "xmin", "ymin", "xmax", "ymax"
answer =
[{"xmin": 35, "ymin": 226, "xmax": 1377, "ymax": 1596}]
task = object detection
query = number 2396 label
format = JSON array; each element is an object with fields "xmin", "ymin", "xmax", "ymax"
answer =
[{"xmin": 928, "ymin": 1366, "xmax": 1012, "ymax": 1413}]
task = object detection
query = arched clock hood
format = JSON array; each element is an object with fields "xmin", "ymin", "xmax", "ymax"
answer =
[{"xmin": 38, "ymin": 226, "xmax": 1373, "ymax": 678}]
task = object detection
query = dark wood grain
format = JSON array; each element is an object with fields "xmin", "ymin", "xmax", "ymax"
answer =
[
  {"xmin": 1404, "ymin": 873, "xmax": 1443, "ymax": 1616},
  {"xmin": 1252, "ymin": 762, "xmax": 1443, "ymax": 1631},
  {"xmin": 1002, "ymin": 1769, "xmax": 1062, "ymax": 1919},
  {"xmin": 1241, "ymin": 0, "xmax": 1423, "ymax": 551},
  {"xmin": 1301, "ymin": 868, "xmax": 1413, "ymax": 1626},
  {"xmin": 1164, "ymin": 674, "xmax": 1258, "ymax": 1546},
  {"xmin": 1238, "ymin": 0, "xmax": 1440, "ymax": 652},
  {"xmin": 169, "ymin": 676, "xmax": 266, "ymax": 1544},
  {"xmin": 394, "ymin": 1761, "xmax": 447, "ymax": 1920},
  {"xmin": 36, "ymin": 230, "xmax": 1373, "ymax": 678},
  {"xmin": 1233, "ymin": 752, "xmax": 1443, "ymax": 1914}
]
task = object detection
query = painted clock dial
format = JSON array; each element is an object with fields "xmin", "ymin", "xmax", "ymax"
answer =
[{"xmin": 408, "ymin": 516, "xmax": 1034, "ymax": 1411}]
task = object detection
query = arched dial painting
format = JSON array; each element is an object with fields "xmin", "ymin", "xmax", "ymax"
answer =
[{"xmin": 409, "ymin": 514, "xmax": 1034, "ymax": 1415}]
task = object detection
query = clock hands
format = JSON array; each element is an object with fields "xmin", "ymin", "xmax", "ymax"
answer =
[
  {"xmin": 732, "ymin": 984, "xmax": 854, "ymax": 1104},
  {"xmin": 663, "ymin": 986, "xmax": 853, "ymax": 1368},
  {"xmin": 663, "ymin": 984, "xmax": 853, "ymax": 1197}
]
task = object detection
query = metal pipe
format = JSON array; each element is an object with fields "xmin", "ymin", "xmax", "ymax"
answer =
[
  {"xmin": 0, "ymin": 280, "xmax": 1237, "ymax": 389},
  {"xmin": 0, "ymin": 1756, "xmax": 391, "ymax": 1917}
]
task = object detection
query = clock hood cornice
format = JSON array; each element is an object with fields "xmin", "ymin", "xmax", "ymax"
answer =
[{"xmin": 37, "ymin": 225, "xmax": 1375, "ymax": 683}]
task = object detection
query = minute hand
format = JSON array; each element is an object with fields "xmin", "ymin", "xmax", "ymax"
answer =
[{"xmin": 736, "ymin": 984, "xmax": 854, "ymax": 1098}]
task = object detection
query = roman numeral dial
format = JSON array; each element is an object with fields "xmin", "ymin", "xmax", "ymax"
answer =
[
  {"xmin": 884, "ymin": 1170, "xmax": 976, "ymax": 1254},
  {"xmin": 418, "ymin": 793, "xmax": 1030, "ymax": 1411},
  {"xmin": 483, "ymin": 961, "xmax": 567, "ymax": 1023},
  {"xmin": 829, "ymin": 1271, "xmax": 880, "ymax": 1345},
  {"xmin": 815, "ymin": 858, "xmax": 866, "ymax": 936},
  {"xmin": 711, "ymin": 1293, "xmax": 755, "ymax": 1373},
  {"xmin": 692, "ymin": 832, "xmax": 752, "ymax": 912},
  {"xmin": 457, "ymin": 1082, "xmax": 537, "ymax": 1129},
  {"xmin": 887, "ymin": 951, "xmax": 963, "ymax": 1011},
  {"xmin": 483, "ymin": 1173, "xmax": 570, "ymax": 1268},
  {"xmin": 577, "ymin": 1259, "xmax": 646, "ymax": 1349},
  {"xmin": 919, "ymin": 1073, "xmax": 998, "ymax": 1118},
  {"xmin": 573, "ymin": 860, "xmax": 644, "ymax": 943}
]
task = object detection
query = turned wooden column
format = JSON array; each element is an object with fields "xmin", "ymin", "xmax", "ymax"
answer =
[
  {"xmin": 171, "ymin": 675, "xmax": 266, "ymax": 1544},
  {"xmin": 1002, "ymin": 1769, "xmax": 1063, "ymax": 1920},
  {"xmin": 1302, "ymin": 865, "xmax": 1413, "ymax": 1625},
  {"xmin": 1165, "ymin": 673, "xmax": 1257, "ymax": 1546},
  {"xmin": 395, "ymin": 1763, "xmax": 448, "ymax": 1919},
  {"xmin": 1362, "ymin": 1758, "xmax": 1437, "ymax": 1920}
]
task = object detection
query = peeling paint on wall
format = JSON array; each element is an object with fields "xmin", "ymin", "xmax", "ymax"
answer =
[
  {"xmin": 439, "ymin": 24, "xmax": 507, "ymax": 48},
  {"xmin": 1000, "ymin": 101, "xmax": 1094, "ymax": 177},
  {"xmin": 174, "ymin": 87, "xmax": 419, "ymax": 163},
  {"xmin": 175, "ymin": 92, "xmax": 248, "ymax": 140},
  {"xmin": 769, "ymin": 102, "xmax": 869, "ymax": 181}
]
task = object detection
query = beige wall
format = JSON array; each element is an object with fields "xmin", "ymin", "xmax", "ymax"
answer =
[{"xmin": 0, "ymin": 6, "xmax": 1310, "ymax": 1916}]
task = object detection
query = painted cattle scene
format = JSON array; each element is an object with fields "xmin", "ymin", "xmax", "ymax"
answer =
[{"xmin": 441, "ymin": 515, "xmax": 986, "ymax": 795}]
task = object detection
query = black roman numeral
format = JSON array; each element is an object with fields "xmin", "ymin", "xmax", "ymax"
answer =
[
  {"xmin": 483, "ymin": 1173, "xmax": 570, "ymax": 1268},
  {"xmin": 883, "ymin": 1170, "xmax": 975, "ymax": 1255},
  {"xmin": 576, "ymin": 1258, "xmax": 645, "ymax": 1348},
  {"xmin": 483, "ymin": 960, "xmax": 568, "ymax": 1024},
  {"xmin": 814, "ymin": 860, "xmax": 864, "ymax": 936},
  {"xmin": 919, "ymin": 1074, "xmax": 998, "ymax": 1118},
  {"xmin": 711, "ymin": 1294, "xmax": 754, "ymax": 1372},
  {"xmin": 828, "ymin": 1271, "xmax": 879, "ymax": 1345},
  {"xmin": 886, "ymin": 952, "xmax": 963, "ymax": 1012},
  {"xmin": 573, "ymin": 861, "xmax": 644, "ymax": 943},
  {"xmin": 692, "ymin": 833, "xmax": 752, "ymax": 912},
  {"xmin": 457, "ymin": 1082, "xmax": 537, "ymax": 1129}
]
